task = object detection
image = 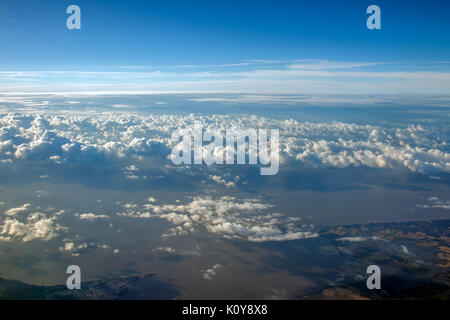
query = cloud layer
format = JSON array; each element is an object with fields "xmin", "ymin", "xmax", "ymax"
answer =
[
  {"xmin": 0, "ymin": 112, "xmax": 448, "ymax": 175},
  {"xmin": 118, "ymin": 195, "xmax": 318, "ymax": 242},
  {"xmin": 1, "ymin": 60, "xmax": 450, "ymax": 96}
]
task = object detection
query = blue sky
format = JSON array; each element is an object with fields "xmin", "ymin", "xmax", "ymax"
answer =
[
  {"xmin": 0, "ymin": 0, "xmax": 449, "ymax": 96},
  {"xmin": 1, "ymin": 0, "xmax": 449, "ymax": 68}
]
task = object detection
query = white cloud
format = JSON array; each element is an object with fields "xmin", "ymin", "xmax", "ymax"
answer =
[
  {"xmin": 209, "ymin": 175, "xmax": 236, "ymax": 188},
  {"xmin": 60, "ymin": 242, "xmax": 75, "ymax": 252},
  {"xmin": 0, "ymin": 235, "xmax": 11, "ymax": 242},
  {"xmin": 154, "ymin": 246, "xmax": 176, "ymax": 254},
  {"xmin": 416, "ymin": 197, "xmax": 450, "ymax": 210},
  {"xmin": 58, "ymin": 241, "xmax": 88, "ymax": 255},
  {"xmin": 202, "ymin": 264, "xmax": 222, "ymax": 280},
  {"xmin": 77, "ymin": 213, "xmax": 109, "ymax": 221},
  {"xmin": 0, "ymin": 112, "xmax": 447, "ymax": 175},
  {"xmin": 4, "ymin": 204, "xmax": 31, "ymax": 216},
  {"xmin": 288, "ymin": 60, "xmax": 379, "ymax": 70},
  {"xmin": 1, "ymin": 60, "xmax": 449, "ymax": 96},
  {"xmin": 119, "ymin": 196, "xmax": 318, "ymax": 242},
  {"xmin": 125, "ymin": 165, "xmax": 139, "ymax": 171},
  {"xmin": 123, "ymin": 203, "xmax": 137, "ymax": 209},
  {"xmin": 1, "ymin": 211, "xmax": 66, "ymax": 242}
]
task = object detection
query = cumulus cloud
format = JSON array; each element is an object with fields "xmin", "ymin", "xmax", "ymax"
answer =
[
  {"xmin": 153, "ymin": 246, "xmax": 176, "ymax": 254},
  {"xmin": 4, "ymin": 204, "xmax": 31, "ymax": 216},
  {"xmin": 58, "ymin": 241, "xmax": 89, "ymax": 256},
  {"xmin": 286, "ymin": 121, "xmax": 449, "ymax": 174},
  {"xmin": 0, "ymin": 112, "xmax": 173, "ymax": 169},
  {"xmin": 126, "ymin": 165, "xmax": 139, "ymax": 171},
  {"xmin": 401, "ymin": 245, "xmax": 409, "ymax": 255},
  {"xmin": 0, "ymin": 112, "xmax": 448, "ymax": 176},
  {"xmin": 61, "ymin": 242, "xmax": 76, "ymax": 252},
  {"xmin": 202, "ymin": 264, "xmax": 222, "ymax": 280},
  {"xmin": 118, "ymin": 195, "xmax": 318, "ymax": 242},
  {"xmin": 0, "ymin": 210, "xmax": 66, "ymax": 242},
  {"xmin": 77, "ymin": 213, "xmax": 109, "ymax": 221},
  {"xmin": 209, "ymin": 175, "xmax": 236, "ymax": 188}
]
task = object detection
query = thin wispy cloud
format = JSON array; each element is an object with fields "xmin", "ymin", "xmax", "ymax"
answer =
[{"xmin": 1, "ymin": 60, "xmax": 449, "ymax": 97}]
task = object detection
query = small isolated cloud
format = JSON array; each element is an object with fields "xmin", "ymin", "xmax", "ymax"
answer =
[
  {"xmin": 123, "ymin": 203, "xmax": 137, "ymax": 209},
  {"xmin": 401, "ymin": 245, "xmax": 409, "ymax": 255},
  {"xmin": 416, "ymin": 197, "xmax": 450, "ymax": 210},
  {"xmin": 77, "ymin": 213, "xmax": 109, "ymax": 221},
  {"xmin": 202, "ymin": 264, "xmax": 222, "ymax": 280},
  {"xmin": 4, "ymin": 204, "xmax": 31, "ymax": 216},
  {"xmin": 337, "ymin": 236, "xmax": 381, "ymax": 242},
  {"xmin": 59, "ymin": 241, "xmax": 88, "ymax": 256},
  {"xmin": 153, "ymin": 246, "xmax": 176, "ymax": 254},
  {"xmin": 62, "ymin": 242, "xmax": 75, "ymax": 252},
  {"xmin": 209, "ymin": 175, "xmax": 236, "ymax": 188},
  {"xmin": 49, "ymin": 155, "xmax": 63, "ymax": 164}
]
